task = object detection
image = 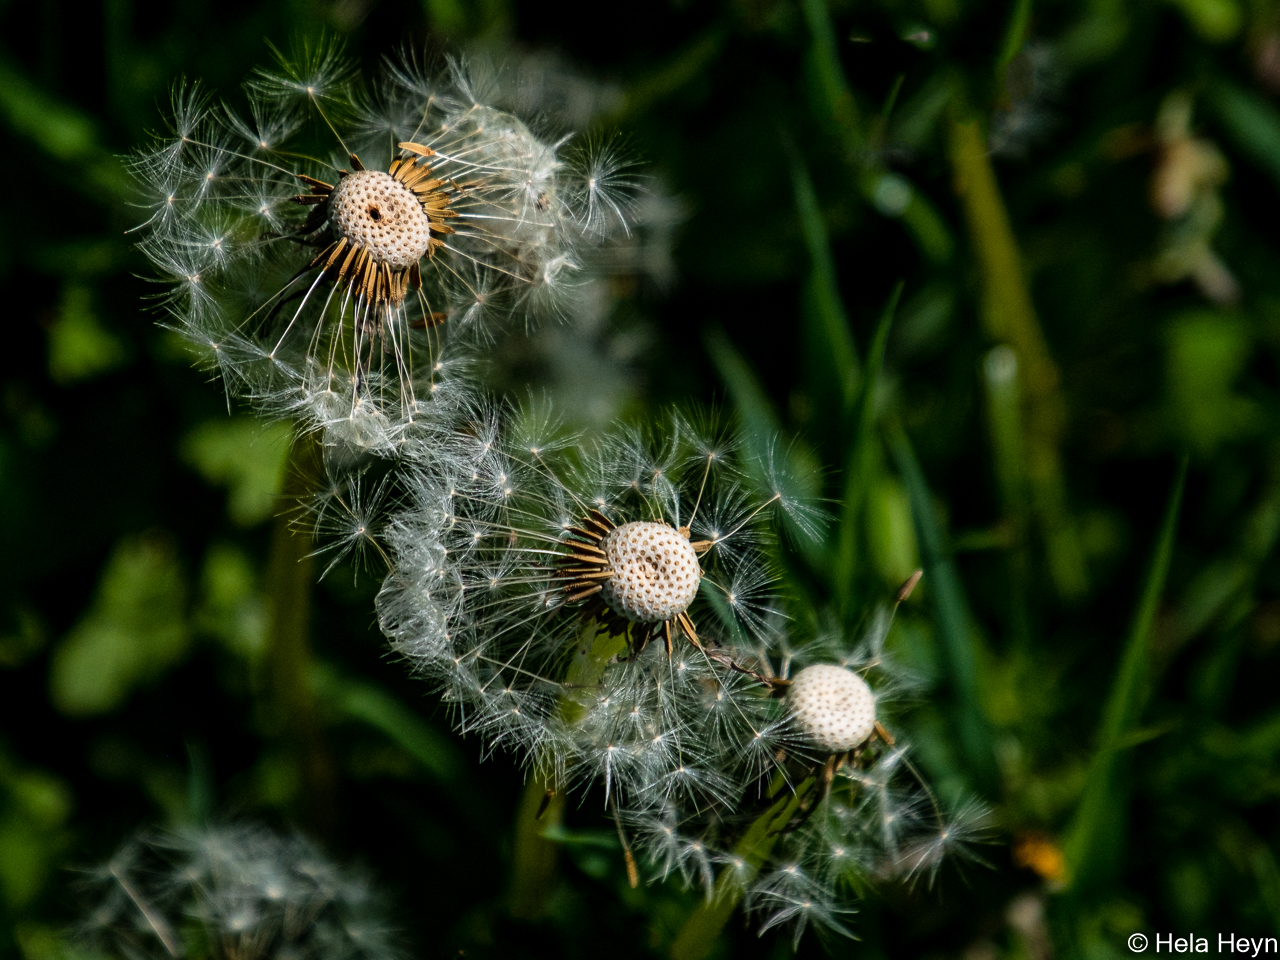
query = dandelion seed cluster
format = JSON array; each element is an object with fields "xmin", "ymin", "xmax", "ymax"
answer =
[
  {"xmin": 83, "ymin": 824, "xmax": 398, "ymax": 960},
  {"xmin": 788, "ymin": 663, "xmax": 877, "ymax": 752},
  {"xmin": 328, "ymin": 171, "xmax": 436, "ymax": 271},
  {"xmin": 598, "ymin": 521, "xmax": 703, "ymax": 622},
  {"xmin": 369, "ymin": 401, "xmax": 984, "ymax": 941},
  {"xmin": 135, "ymin": 41, "xmax": 983, "ymax": 950},
  {"xmin": 132, "ymin": 41, "xmax": 644, "ymax": 452}
]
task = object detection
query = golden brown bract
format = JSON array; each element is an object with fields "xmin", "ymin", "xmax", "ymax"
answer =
[
  {"xmin": 555, "ymin": 509, "xmax": 715, "ymax": 658},
  {"xmin": 294, "ymin": 143, "xmax": 461, "ymax": 309}
]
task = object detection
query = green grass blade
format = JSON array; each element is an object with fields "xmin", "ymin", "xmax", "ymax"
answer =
[
  {"xmin": 705, "ymin": 326, "xmax": 827, "ymax": 583},
  {"xmin": 798, "ymin": 0, "xmax": 863, "ymax": 146},
  {"xmin": 704, "ymin": 326, "xmax": 782, "ymax": 456},
  {"xmin": 998, "ymin": 0, "xmax": 1034, "ymax": 67},
  {"xmin": 1062, "ymin": 456, "xmax": 1188, "ymax": 894},
  {"xmin": 787, "ymin": 150, "xmax": 859, "ymax": 416},
  {"xmin": 797, "ymin": 0, "xmax": 954, "ymax": 263},
  {"xmin": 834, "ymin": 284, "xmax": 902, "ymax": 620},
  {"xmin": 616, "ymin": 27, "xmax": 726, "ymax": 120},
  {"xmin": 889, "ymin": 422, "xmax": 998, "ymax": 792},
  {"xmin": 315, "ymin": 666, "xmax": 466, "ymax": 785},
  {"xmin": 1206, "ymin": 79, "xmax": 1280, "ymax": 190}
]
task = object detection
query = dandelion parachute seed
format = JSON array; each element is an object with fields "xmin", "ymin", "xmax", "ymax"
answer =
[
  {"xmin": 132, "ymin": 43, "xmax": 643, "ymax": 450},
  {"xmin": 377, "ymin": 405, "xmax": 809, "ymax": 805}
]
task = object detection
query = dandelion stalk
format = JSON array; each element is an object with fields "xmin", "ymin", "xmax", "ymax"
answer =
[
  {"xmin": 264, "ymin": 430, "xmax": 336, "ymax": 835},
  {"xmin": 509, "ymin": 774, "xmax": 566, "ymax": 920}
]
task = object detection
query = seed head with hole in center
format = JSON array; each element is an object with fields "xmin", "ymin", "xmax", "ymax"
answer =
[
  {"xmin": 328, "ymin": 170, "xmax": 436, "ymax": 271},
  {"xmin": 130, "ymin": 43, "xmax": 646, "ymax": 452}
]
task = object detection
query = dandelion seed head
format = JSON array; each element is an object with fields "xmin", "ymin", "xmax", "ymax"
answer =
[
  {"xmin": 788, "ymin": 664, "xmax": 877, "ymax": 753},
  {"xmin": 599, "ymin": 521, "xmax": 701, "ymax": 623},
  {"xmin": 330, "ymin": 170, "xmax": 436, "ymax": 270}
]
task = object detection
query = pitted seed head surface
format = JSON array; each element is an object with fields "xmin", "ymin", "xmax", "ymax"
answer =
[
  {"xmin": 330, "ymin": 170, "xmax": 433, "ymax": 270},
  {"xmin": 599, "ymin": 521, "xmax": 702, "ymax": 623},
  {"xmin": 788, "ymin": 664, "xmax": 877, "ymax": 752}
]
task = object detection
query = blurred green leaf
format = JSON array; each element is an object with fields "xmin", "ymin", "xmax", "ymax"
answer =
[
  {"xmin": 0, "ymin": 57, "xmax": 95, "ymax": 160},
  {"xmin": 195, "ymin": 543, "xmax": 268, "ymax": 662},
  {"xmin": 1169, "ymin": 0, "xmax": 1241, "ymax": 42},
  {"xmin": 1208, "ymin": 79, "xmax": 1280, "ymax": 190},
  {"xmin": 867, "ymin": 475, "xmax": 919, "ymax": 585},
  {"xmin": 0, "ymin": 746, "xmax": 72, "ymax": 910},
  {"xmin": 180, "ymin": 420, "xmax": 291, "ymax": 526},
  {"xmin": 49, "ymin": 534, "xmax": 189, "ymax": 717},
  {"xmin": 1166, "ymin": 311, "xmax": 1261, "ymax": 454},
  {"xmin": 997, "ymin": 0, "xmax": 1034, "ymax": 68},
  {"xmin": 0, "ymin": 606, "xmax": 46, "ymax": 669},
  {"xmin": 47, "ymin": 284, "xmax": 128, "ymax": 385},
  {"xmin": 0, "ymin": 55, "xmax": 127, "ymax": 196},
  {"xmin": 799, "ymin": 0, "xmax": 864, "ymax": 146}
]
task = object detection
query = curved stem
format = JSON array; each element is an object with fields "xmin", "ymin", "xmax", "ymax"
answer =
[{"xmin": 669, "ymin": 775, "xmax": 816, "ymax": 960}]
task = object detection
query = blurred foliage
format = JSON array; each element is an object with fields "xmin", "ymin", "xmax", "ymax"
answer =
[{"xmin": 3, "ymin": 0, "xmax": 1280, "ymax": 957}]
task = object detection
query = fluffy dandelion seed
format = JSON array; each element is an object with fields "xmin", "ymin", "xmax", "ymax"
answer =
[
  {"xmin": 378, "ymin": 405, "xmax": 813, "ymax": 805},
  {"xmin": 132, "ymin": 42, "xmax": 643, "ymax": 449},
  {"xmin": 80, "ymin": 823, "xmax": 400, "ymax": 960}
]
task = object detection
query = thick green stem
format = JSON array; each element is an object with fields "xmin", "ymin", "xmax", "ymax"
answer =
[
  {"xmin": 509, "ymin": 774, "xmax": 565, "ymax": 920},
  {"xmin": 669, "ymin": 776, "xmax": 816, "ymax": 960},
  {"xmin": 263, "ymin": 430, "xmax": 336, "ymax": 836}
]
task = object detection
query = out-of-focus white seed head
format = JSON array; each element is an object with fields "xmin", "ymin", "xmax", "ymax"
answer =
[
  {"xmin": 330, "ymin": 171, "xmax": 435, "ymax": 270},
  {"xmin": 788, "ymin": 664, "xmax": 876, "ymax": 752},
  {"xmin": 599, "ymin": 521, "xmax": 701, "ymax": 623}
]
